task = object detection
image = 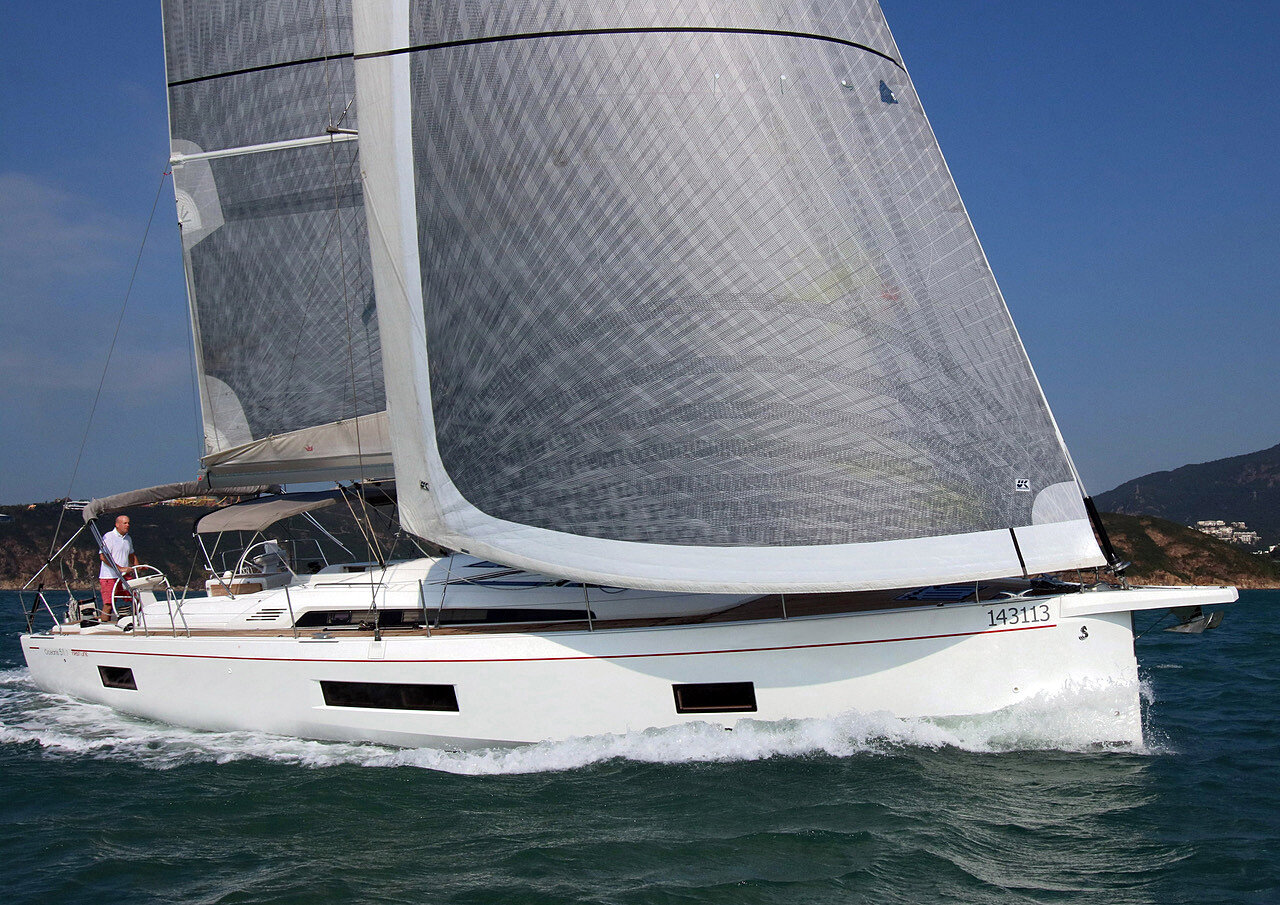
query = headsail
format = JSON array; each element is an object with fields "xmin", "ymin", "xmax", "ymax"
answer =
[
  {"xmin": 163, "ymin": 0, "xmax": 390, "ymax": 487},
  {"xmin": 353, "ymin": 1, "xmax": 1106, "ymax": 592}
]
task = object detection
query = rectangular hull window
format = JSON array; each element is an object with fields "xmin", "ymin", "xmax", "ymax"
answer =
[
  {"xmin": 673, "ymin": 682, "xmax": 757, "ymax": 714},
  {"xmin": 320, "ymin": 681, "xmax": 459, "ymax": 712},
  {"xmin": 98, "ymin": 665, "xmax": 137, "ymax": 690}
]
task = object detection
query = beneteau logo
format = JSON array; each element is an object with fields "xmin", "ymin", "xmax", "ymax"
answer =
[
  {"xmin": 304, "ymin": 445, "xmax": 313, "ymax": 451},
  {"xmin": 1015, "ymin": 479, "xmax": 1031, "ymax": 492}
]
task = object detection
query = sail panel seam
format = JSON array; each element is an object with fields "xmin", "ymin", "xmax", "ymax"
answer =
[
  {"xmin": 168, "ymin": 27, "xmax": 902, "ymax": 87},
  {"xmin": 168, "ymin": 53, "xmax": 353, "ymax": 87},
  {"xmin": 358, "ymin": 27, "xmax": 904, "ymax": 69}
]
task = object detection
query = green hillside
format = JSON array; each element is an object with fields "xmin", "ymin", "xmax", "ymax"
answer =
[
  {"xmin": 1096, "ymin": 511, "xmax": 1280, "ymax": 589},
  {"xmin": 1096, "ymin": 443, "xmax": 1280, "ymax": 545}
]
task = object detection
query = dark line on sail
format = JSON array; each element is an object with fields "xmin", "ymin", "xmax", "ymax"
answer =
[
  {"xmin": 1082, "ymin": 495, "xmax": 1121, "ymax": 567},
  {"xmin": 1008, "ymin": 528, "xmax": 1029, "ymax": 579},
  {"xmin": 168, "ymin": 53, "xmax": 354, "ymax": 87},
  {"xmin": 356, "ymin": 27, "xmax": 905, "ymax": 70},
  {"xmin": 168, "ymin": 26, "xmax": 903, "ymax": 87}
]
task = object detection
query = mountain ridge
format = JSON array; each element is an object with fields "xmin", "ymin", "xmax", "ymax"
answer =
[{"xmin": 1095, "ymin": 442, "xmax": 1280, "ymax": 545}]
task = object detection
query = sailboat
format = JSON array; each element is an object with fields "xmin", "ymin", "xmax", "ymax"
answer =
[{"xmin": 20, "ymin": 0, "xmax": 1233, "ymax": 748}]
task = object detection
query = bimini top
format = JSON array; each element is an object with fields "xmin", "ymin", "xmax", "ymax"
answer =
[
  {"xmin": 194, "ymin": 484, "xmax": 397, "ymax": 534},
  {"xmin": 195, "ymin": 490, "xmax": 342, "ymax": 535}
]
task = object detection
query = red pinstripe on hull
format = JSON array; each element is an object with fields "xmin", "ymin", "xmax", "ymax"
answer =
[{"xmin": 50, "ymin": 623, "xmax": 1055, "ymax": 665}]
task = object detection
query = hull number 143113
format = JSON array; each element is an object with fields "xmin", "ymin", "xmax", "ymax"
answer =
[{"xmin": 986, "ymin": 604, "xmax": 1051, "ymax": 628}]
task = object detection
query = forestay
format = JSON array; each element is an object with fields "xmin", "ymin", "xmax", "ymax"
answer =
[
  {"xmin": 353, "ymin": 1, "xmax": 1106, "ymax": 592},
  {"xmin": 163, "ymin": 0, "xmax": 390, "ymax": 487}
]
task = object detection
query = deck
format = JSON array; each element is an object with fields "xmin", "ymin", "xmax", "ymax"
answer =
[{"xmin": 53, "ymin": 577, "xmax": 1087, "ymax": 639}]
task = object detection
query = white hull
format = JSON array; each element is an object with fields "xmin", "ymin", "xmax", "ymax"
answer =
[{"xmin": 19, "ymin": 584, "xmax": 1235, "ymax": 748}]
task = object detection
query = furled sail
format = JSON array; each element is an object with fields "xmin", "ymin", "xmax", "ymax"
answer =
[
  {"xmin": 163, "ymin": 0, "xmax": 390, "ymax": 487},
  {"xmin": 353, "ymin": 1, "xmax": 1107, "ymax": 592}
]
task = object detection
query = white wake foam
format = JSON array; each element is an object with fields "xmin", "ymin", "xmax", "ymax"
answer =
[{"xmin": 0, "ymin": 667, "xmax": 1153, "ymax": 775}]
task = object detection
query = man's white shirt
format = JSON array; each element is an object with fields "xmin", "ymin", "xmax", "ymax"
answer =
[{"xmin": 99, "ymin": 529, "xmax": 134, "ymax": 579}]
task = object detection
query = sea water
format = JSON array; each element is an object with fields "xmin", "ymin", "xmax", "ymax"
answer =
[{"xmin": 1, "ymin": 589, "xmax": 1276, "ymax": 904}]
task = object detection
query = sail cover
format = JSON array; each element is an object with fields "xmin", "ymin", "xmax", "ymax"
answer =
[
  {"xmin": 163, "ymin": 0, "xmax": 390, "ymax": 487},
  {"xmin": 353, "ymin": 1, "xmax": 1107, "ymax": 592}
]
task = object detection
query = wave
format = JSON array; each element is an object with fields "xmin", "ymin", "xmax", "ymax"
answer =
[{"xmin": 0, "ymin": 667, "xmax": 1152, "ymax": 775}]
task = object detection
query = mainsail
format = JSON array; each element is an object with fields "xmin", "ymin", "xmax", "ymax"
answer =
[
  {"xmin": 163, "ymin": 0, "xmax": 390, "ymax": 487},
  {"xmin": 352, "ymin": 1, "xmax": 1106, "ymax": 593}
]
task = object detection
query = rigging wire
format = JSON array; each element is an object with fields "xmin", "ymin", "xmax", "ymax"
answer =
[
  {"xmin": 1133, "ymin": 610, "xmax": 1176, "ymax": 640},
  {"xmin": 48, "ymin": 169, "xmax": 171, "ymax": 558},
  {"xmin": 268, "ymin": 2, "xmax": 347, "ymax": 443},
  {"xmin": 179, "ymin": 552, "xmax": 202, "ymax": 598},
  {"xmin": 337, "ymin": 481, "xmax": 382, "ymax": 635},
  {"xmin": 332, "ymin": 165, "xmax": 384, "ymax": 571},
  {"xmin": 343, "ymin": 131, "xmax": 384, "ymax": 539},
  {"xmin": 277, "ymin": 0, "xmax": 343, "ymax": 406},
  {"xmin": 338, "ymin": 481, "xmax": 378, "ymax": 559},
  {"xmin": 332, "ymin": 92, "xmax": 356, "ymax": 131},
  {"xmin": 305, "ymin": 0, "xmax": 386, "ymax": 571},
  {"xmin": 320, "ymin": 0, "xmax": 384, "ymax": 570},
  {"xmin": 183, "ymin": 247, "xmax": 202, "ymax": 465}
]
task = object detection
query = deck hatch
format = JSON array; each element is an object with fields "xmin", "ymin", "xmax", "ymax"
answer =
[
  {"xmin": 673, "ymin": 681, "xmax": 757, "ymax": 713},
  {"xmin": 320, "ymin": 680, "xmax": 459, "ymax": 711},
  {"xmin": 98, "ymin": 665, "xmax": 137, "ymax": 690}
]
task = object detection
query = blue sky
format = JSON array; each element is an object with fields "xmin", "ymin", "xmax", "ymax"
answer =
[{"xmin": 2, "ymin": 1, "xmax": 1277, "ymax": 504}]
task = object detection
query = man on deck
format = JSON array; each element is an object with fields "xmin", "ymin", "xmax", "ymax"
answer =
[{"xmin": 98, "ymin": 515, "xmax": 138, "ymax": 621}]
